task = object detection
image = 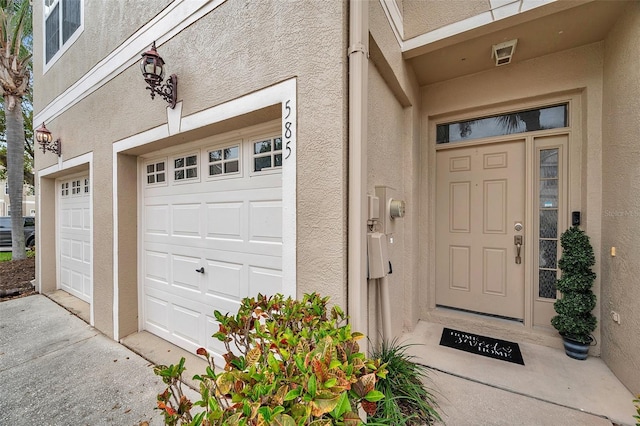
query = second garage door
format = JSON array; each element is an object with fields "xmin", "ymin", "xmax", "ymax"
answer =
[
  {"xmin": 58, "ymin": 175, "xmax": 92, "ymax": 302},
  {"xmin": 141, "ymin": 133, "xmax": 284, "ymax": 355}
]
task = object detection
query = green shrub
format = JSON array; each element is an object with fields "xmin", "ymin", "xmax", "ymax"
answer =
[
  {"xmin": 154, "ymin": 293, "xmax": 387, "ymax": 425},
  {"xmin": 367, "ymin": 339, "xmax": 441, "ymax": 425},
  {"xmin": 551, "ymin": 226, "xmax": 597, "ymax": 344},
  {"xmin": 634, "ymin": 395, "xmax": 640, "ymax": 426}
]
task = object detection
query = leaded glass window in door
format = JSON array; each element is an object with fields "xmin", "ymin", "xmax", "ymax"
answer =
[{"xmin": 538, "ymin": 148, "xmax": 559, "ymax": 299}]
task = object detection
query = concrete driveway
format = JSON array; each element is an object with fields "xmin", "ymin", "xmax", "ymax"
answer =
[{"xmin": 0, "ymin": 295, "xmax": 169, "ymax": 425}]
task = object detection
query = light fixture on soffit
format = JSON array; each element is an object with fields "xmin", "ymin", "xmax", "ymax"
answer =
[{"xmin": 492, "ymin": 39, "xmax": 518, "ymax": 66}]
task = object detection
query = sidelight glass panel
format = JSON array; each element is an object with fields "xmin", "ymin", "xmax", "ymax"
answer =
[
  {"xmin": 539, "ymin": 240, "xmax": 558, "ymax": 269},
  {"xmin": 539, "ymin": 269, "xmax": 557, "ymax": 299},
  {"xmin": 537, "ymin": 147, "xmax": 560, "ymax": 300},
  {"xmin": 539, "ymin": 210, "xmax": 557, "ymax": 238},
  {"xmin": 540, "ymin": 180, "xmax": 558, "ymax": 208},
  {"xmin": 540, "ymin": 149, "xmax": 558, "ymax": 178}
]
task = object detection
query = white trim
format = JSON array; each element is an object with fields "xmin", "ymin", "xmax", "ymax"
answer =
[
  {"xmin": 378, "ymin": 0, "xmax": 403, "ymax": 45},
  {"xmin": 37, "ymin": 152, "xmax": 94, "ymax": 326},
  {"xmin": 113, "ymin": 78, "xmax": 297, "ymax": 338},
  {"xmin": 35, "ymin": 0, "xmax": 227, "ymax": 126},
  {"xmin": 379, "ymin": 0, "xmax": 556, "ymax": 54}
]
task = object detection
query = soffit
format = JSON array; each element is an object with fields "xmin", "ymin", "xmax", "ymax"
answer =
[{"xmin": 407, "ymin": 1, "xmax": 627, "ymax": 86}]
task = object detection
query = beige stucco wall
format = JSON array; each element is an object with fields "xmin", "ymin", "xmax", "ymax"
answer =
[
  {"xmin": 34, "ymin": 0, "xmax": 350, "ymax": 338},
  {"xmin": 403, "ymin": 0, "xmax": 490, "ymax": 40},
  {"xmin": 33, "ymin": 0, "xmax": 172, "ymax": 112},
  {"xmin": 367, "ymin": 1, "xmax": 423, "ymax": 343},
  {"xmin": 419, "ymin": 42, "xmax": 604, "ymax": 348},
  {"xmin": 601, "ymin": 1, "xmax": 640, "ymax": 395}
]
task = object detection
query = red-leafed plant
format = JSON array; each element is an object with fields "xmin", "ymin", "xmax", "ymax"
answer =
[{"xmin": 154, "ymin": 293, "xmax": 387, "ymax": 425}]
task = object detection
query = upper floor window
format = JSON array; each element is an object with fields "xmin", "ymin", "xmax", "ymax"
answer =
[{"xmin": 44, "ymin": 0, "xmax": 83, "ymax": 66}]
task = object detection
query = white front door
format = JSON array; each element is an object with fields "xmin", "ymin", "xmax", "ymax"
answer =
[
  {"xmin": 436, "ymin": 140, "xmax": 525, "ymax": 319},
  {"xmin": 57, "ymin": 176, "xmax": 92, "ymax": 302},
  {"xmin": 141, "ymin": 134, "xmax": 284, "ymax": 356}
]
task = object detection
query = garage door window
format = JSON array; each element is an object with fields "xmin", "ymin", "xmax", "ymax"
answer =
[
  {"xmin": 253, "ymin": 137, "xmax": 282, "ymax": 172},
  {"xmin": 146, "ymin": 161, "xmax": 167, "ymax": 186},
  {"xmin": 174, "ymin": 155, "xmax": 198, "ymax": 181},
  {"xmin": 84, "ymin": 178, "xmax": 90, "ymax": 193},
  {"xmin": 208, "ymin": 145, "xmax": 240, "ymax": 177},
  {"xmin": 71, "ymin": 179, "xmax": 82, "ymax": 195},
  {"xmin": 61, "ymin": 182, "xmax": 69, "ymax": 197}
]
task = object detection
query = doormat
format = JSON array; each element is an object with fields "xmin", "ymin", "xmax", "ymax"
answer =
[{"xmin": 439, "ymin": 327, "xmax": 525, "ymax": 365}]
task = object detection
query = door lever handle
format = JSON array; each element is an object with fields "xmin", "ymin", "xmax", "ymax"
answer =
[
  {"xmin": 514, "ymin": 235, "xmax": 523, "ymax": 264},
  {"xmin": 195, "ymin": 267, "xmax": 205, "ymax": 274}
]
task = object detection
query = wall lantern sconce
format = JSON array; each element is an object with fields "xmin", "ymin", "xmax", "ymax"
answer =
[
  {"xmin": 35, "ymin": 123, "xmax": 61, "ymax": 156},
  {"xmin": 140, "ymin": 41, "xmax": 178, "ymax": 108},
  {"xmin": 492, "ymin": 39, "xmax": 518, "ymax": 66}
]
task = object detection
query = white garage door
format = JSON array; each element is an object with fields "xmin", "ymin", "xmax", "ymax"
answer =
[
  {"xmin": 58, "ymin": 176, "xmax": 92, "ymax": 302},
  {"xmin": 141, "ymin": 134, "xmax": 284, "ymax": 355}
]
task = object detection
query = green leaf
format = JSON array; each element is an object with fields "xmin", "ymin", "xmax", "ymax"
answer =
[
  {"xmin": 284, "ymin": 387, "xmax": 301, "ymax": 401},
  {"xmin": 330, "ymin": 392, "xmax": 351, "ymax": 419},
  {"xmin": 323, "ymin": 378, "xmax": 337, "ymax": 388},
  {"xmin": 364, "ymin": 389, "xmax": 385, "ymax": 402},
  {"xmin": 308, "ymin": 374, "xmax": 317, "ymax": 398}
]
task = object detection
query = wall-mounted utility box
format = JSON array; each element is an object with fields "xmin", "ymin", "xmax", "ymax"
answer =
[{"xmin": 367, "ymin": 232, "xmax": 389, "ymax": 279}]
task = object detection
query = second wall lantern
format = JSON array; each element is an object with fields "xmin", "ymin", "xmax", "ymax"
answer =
[{"xmin": 140, "ymin": 41, "xmax": 178, "ymax": 108}]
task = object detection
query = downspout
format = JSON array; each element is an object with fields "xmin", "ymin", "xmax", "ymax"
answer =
[{"xmin": 347, "ymin": 0, "xmax": 369, "ymax": 339}]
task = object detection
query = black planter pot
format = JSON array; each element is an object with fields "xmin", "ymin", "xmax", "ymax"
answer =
[{"xmin": 562, "ymin": 336, "xmax": 592, "ymax": 360}]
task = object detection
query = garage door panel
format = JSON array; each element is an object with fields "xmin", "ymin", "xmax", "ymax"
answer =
[
  {"xmin": 145, "ymin": 250, "xmax": 170, "ymax": 283},
  {"xmin": 83, "ymin": 242, "xmax": 91, "ymax": 264},
  {"xmin": 205, "ymin": 202, "xmax": 243, "ymax": 240},
  {"xmin": 172, "ymin": 255, "xmax": 202, "ymax": 292},
  {"xmin": 172, "ymin": 204, "xmax": 202, "ymax": 237},
  {"xmin": 249, "ymin": 200, "xmax": 282, "ymax": 243},
  {"xmin": 71, "ymin": 240, "xmax": 83, "ymax": 261},
  {"xmin": 171, "ymin": 304, "xmax": 202, "ymax": 346},
  {"xmin": 71, "ymin": 209, "xmax": 84, "ymax": 229},
  {"xmin": 205, "ymin": 260, "xmax": 243, "ymax": 299},
  {"xmin": 145, "ymin": 294, "xmax": 170, "ymax": 331},
  {"xmin": 145, "ymin": 205, "xmax": 170, "ymax": 235},
  {"xmin": 249, "ymin": 266, "xmax": 283, "ymax": 296}
]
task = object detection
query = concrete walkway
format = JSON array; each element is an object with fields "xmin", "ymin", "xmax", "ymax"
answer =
[
  {"xmin": 0, "ymin": 295, "xmax": 193, "ymax": 425},
  {"xmin": 402, "ymin": 321, "xmax": 638, "ymax": 426},
  {"xmin": 1, "ymin": 294, "xmax": 637, "ymax": 425}
]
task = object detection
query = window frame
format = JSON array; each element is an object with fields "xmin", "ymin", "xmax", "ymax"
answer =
[
  {"xmin": 206, "ymin": 142, "xmax": 242, "ymax": 181},
  {"xmin": 145, "ymin": 159, "xmax": 168, "ymax": 188},
  {"xmin": 43, "ymin": 0, "xmax": 85, "ymax": 73},
  {"xmin": 171, "ymin": 152, "xmax": 200, "ymax": 185},
  {"xmin": 250, "ymin": 134, "xmax": 283, "ymax": 176}
]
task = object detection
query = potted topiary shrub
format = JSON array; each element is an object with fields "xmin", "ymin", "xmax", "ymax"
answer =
[{"xmin": 551, "ymin": 226, "xmax": 597, "ymax": 360}]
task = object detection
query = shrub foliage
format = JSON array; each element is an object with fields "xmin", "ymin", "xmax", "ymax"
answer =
[
  {"xmin": 551, "ymin": 226, "xmax": 597, "ymax": 344},
  {"xmin": 368, "ymin": 339, "xmax": 441, "ymax": 425},
  {"xmin": 154, "ymin": 293, "xmax": 387, "ymax": 425}
]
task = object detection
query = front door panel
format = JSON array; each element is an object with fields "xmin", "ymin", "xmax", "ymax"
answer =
[{"xmin": 436, "ymin": 140, "xmax": 525, "ymax": 319}]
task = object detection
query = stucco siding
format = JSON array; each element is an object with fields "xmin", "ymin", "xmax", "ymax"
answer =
[
  {"xmin": 367, "ymin": 62, "xmax": 407, "ymax": 341},
  {"xmin": 403, "ymin": 0, "xmax": 490, "ymax": 40},
  {"xmin": 33, "ymin": 0, "xmax": 172, "ymax": 112},
  {"xmin": 601, "ymin": 1, "xmax": 640, "ymax": 395}
]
